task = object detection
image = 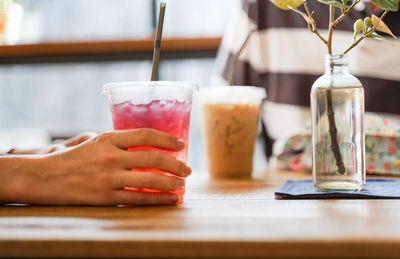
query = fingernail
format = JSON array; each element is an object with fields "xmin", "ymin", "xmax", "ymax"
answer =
[
  {"xmin": 168, "ymin": 194, "xmax": 179, "ymax": 204},
  {"xmin": 176, "ymin": 139, "xmax": 185, "ymax": 150},
  {"xmin": 175, "ymin": 179, "xmax": 185, "ymax": 190},
  {"xmin": 185, "ymin": 166, "xmax": 192, "ymax": 177}
]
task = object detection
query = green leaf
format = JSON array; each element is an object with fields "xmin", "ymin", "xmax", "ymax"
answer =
[
  {"xmin": 367, "ymin": 32, "xmax": 395, "ymax": 46},
  {"xmin": 317, "ymin": 0, "xmax": 349, "ymax": 8},
  {"xmin": 370, "ymin": 0, "xmax": 399, "ymax": 11},
  {"xmin": 353, "ymin": 19, "xmax": 364, "ymax": 41},
  {"xmin": 364, "ymin": 17, "xmax": 372, "ymax": 30},
  {"xmin": 270, "ymin": 0, "xmax": 303, "ymax": 10}
]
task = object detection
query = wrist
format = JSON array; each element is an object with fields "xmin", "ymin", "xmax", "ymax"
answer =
[{"xmin": 0, "ymin": 155, "xmax": 49, "ymax": 204}]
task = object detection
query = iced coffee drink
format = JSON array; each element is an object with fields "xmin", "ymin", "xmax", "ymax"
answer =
[{"xmin": 199, "ymin": 86, "xmax": 266, "ymax": 179}]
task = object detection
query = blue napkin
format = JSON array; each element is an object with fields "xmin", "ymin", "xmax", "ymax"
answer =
[{"xmin": 275, "ymin": 179, "xmax": 400, "ymax": 199}]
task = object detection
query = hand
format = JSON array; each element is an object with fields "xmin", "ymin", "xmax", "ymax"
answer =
[
  {"xmin": 1, "ymin": 129, "xmax": 191, "ymax": 206},
  {"xmin": 7, "ymin": 132, "xmax": 98, "ymax": 155}
]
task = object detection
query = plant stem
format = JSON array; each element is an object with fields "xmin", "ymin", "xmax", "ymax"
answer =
[
  {"xmin": 343, "ymin": 10, "xmax": 389, "ymax": 54},
  {"xmin": 303, "ymin": 1, "xmax": 328, "ymax": 44},
  {"xmin": 332, "ymin": 0, "xmax": 360, "ymax": 27},
  {"xmin": 326, "ymin": 5, "xmax": 346, "ymax": 175},
  {"xmin": 326, "ymin": 84, "xmax": 347, "ymax": 174},
  {"xmin": 343, "ymin": 29, "xmax": 374, "ymax": 54},
  {"xmin": 381, "ymin": 9, "xmax": 389, "ymax": 19},
  {"xmin": 327, "ymin": 5, "xmax": 335, "ymax": 54},
  {"xmin": 314, "ymin": 29, "xmax": 329, "ymax": 45},
  {"xmin": 300, "ymin": 0, "xmax": 365, "ymax": 175}
]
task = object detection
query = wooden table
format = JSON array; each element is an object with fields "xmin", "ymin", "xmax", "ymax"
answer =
[{"xmin": 1, "ymin": 171, "xmax": 400, "ymax": 258}]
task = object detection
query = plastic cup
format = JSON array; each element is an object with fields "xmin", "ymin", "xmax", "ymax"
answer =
[
  {"xmin": 198, "ymin": 86, "xmax": 266, "ymax": 179},
  {"xmin": 103, "ymin": 81, "xmax": 197, "ymax": 203}
]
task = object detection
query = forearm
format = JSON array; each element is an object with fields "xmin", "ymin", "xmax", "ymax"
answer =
[
  {"xmin": 0, "ymin": 156, "xmax": 47, "ymax": 204},
  {"xmin": 0, "ymin": 130, "xmax": 189, "ymax": 206}
]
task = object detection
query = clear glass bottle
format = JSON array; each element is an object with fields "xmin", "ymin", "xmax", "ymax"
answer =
[{"xmin": 311, "ymin": 54, "xmax": 365, "ymax": 192}]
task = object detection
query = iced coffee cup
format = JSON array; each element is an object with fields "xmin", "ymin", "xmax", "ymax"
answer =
[
  {"xmin": 103, "ymin": 81, "xmax": 197, "ymax": 203},
  {"xmin": 198, "ymin": 86, "xmax": 266, "ymax": 179}
]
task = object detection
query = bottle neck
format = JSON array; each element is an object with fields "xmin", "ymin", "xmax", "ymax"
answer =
[{"xmin": 324, "ymin": 54, "xmax": 349, "ymax": 74}]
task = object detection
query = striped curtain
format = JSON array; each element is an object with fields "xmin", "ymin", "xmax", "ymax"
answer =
[{"xmin": 215, "ymin": 0, "xmax": 400, "ymax": 158}]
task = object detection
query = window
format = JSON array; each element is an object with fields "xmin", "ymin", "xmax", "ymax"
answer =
[{"xmin": 0, "ymin": 0, "xmax": 267, "ymax": 171}]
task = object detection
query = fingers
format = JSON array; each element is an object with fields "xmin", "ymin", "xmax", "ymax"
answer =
[
  {"xmin": 115, "ymin": 171, "xmax": 185, "ymax": 191},
  {"xmin": 65, "ymin": 132, "xmax": 98, "ymax": 147},
  {"xmin": 112, "ymin": 190, "xmax": 179, "ymax": 205},
  {"xmin": 42, "ymin": 144, "xmax": 65, "ymax": 154},
  {"xmin": 110, "ymin": 129, "xmax": 185, "ymax": 151},
  {"xmin": 120, "ymin": 150, "xmax": 190, "ymax": 177}
]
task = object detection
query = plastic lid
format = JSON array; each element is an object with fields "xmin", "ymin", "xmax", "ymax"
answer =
[
  {"xmin": 198, "ymin": 86, "xmax": 267, "ymax": 104},
  {"xmin": 103, "ymin": 81, "xmax": 198, "ymax": 105}
]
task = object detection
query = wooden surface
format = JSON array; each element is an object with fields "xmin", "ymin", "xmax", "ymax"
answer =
[
  {"xmin": 0, "ymin": 37, "xmax": 221, "ymax": 58},
  {"xmin": 1, "ymin": 171, "xmax": 400, "ymax": 258}
]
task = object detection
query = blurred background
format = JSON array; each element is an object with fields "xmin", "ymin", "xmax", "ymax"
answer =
[{"xmin": 0, "ymin": 0, "xmax": 268, "ymax": 171}]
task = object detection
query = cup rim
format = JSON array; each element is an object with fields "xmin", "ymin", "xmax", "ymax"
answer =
[
  {"xmin": 199, "ymin": 85, "xmax": 267, "ymax": 96},
  {"xmin": 198, "ymin": 85, "xmax": 267, "ymax": 104},
  {"xmin": 199, "ymin": 85, "xmax": 265, "ymax": 91},
  {"xmin": 102, "ymin": 80, "xmax": 198, "ymax": 94}
]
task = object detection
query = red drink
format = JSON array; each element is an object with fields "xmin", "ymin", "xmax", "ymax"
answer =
[
  {"xmin": 110, "ymin": 100, "xmax": 192, "ymax": 202},
  {"xmin": 111, "ymin": 100, "xmax": 192, "ymax": 159},
  {"xmin": 103, "ymin": 81, "xmax": 196, "ymax": 203}
]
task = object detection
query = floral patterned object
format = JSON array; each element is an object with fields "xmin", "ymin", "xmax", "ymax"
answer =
[{"xmin": 277, "ymin": 113, "xmax": 400, "ymax": 175}]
